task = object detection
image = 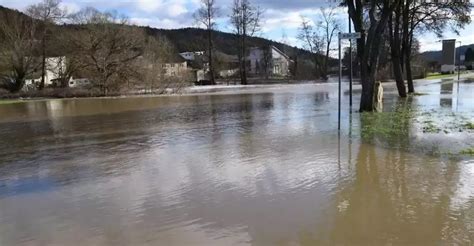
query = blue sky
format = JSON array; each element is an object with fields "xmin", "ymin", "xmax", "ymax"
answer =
[{"xmin": 1, "ymin": 0, "xmax": 473, "ymax": 52}]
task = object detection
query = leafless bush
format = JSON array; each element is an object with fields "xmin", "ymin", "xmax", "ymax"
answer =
[{"xmin": 0, "ymin": 11, "xmax": 39, "ymax": 92}]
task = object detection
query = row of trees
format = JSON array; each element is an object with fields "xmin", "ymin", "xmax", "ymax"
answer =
[
  {"xmin": 0, "ymin": 0, "xmax": 184, "ymax": 95},
  {"xmin": 344, "ymin": 0, "xmax": 471, "ymax": 111},
  {"xmin": 296, "ymin": 1, "xmax": 470, "ymax": 111},
  {"xmin": 194, "ymin": 0, "xmax": 263, "ymax": 85}
]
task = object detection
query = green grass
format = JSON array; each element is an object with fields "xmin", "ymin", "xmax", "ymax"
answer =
[
  {"xmin": 0, "ymin": 99, "xmax": 25, "ymax": 105},
  {"xmin": 460, "ymin": 147, "xmax": 474, "ymax": 155},
  {"xmin": 360, "ymin": 106, "xmax": 414, "ymax": 140},
  {"xmin": 425, "ymin": 73, "xmax": 457, "ymax": 80},
  {"xmin": 464, "ymin": 122, "xmax": 474, "ymax": 130}
]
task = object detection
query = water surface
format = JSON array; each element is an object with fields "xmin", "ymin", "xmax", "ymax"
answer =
[{"xmin": 0, "ymin": 82, "xmax": 473, "ymax": 245}]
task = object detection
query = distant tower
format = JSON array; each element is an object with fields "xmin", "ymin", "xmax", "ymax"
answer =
[{"xmin": 441, "ymin": 39, "xmax": 456, "ymax": 74}]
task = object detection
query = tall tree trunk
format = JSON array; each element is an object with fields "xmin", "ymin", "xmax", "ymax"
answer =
[
  {"xmin": 40, "ymin": 32, "xmax": 46, "ymax": 90},
  {"xmin": 349, "ymin": 0, "xmax": 399, "ymax": 112},
  {"xmin": 402, "ymin": 0, "xmax": 415, "ymax": 93},
  {"xmin": 389, "ymin": 4, "xmax": 407, "ymax": 97},
  {"xmin": 405, "ymin": 51, "xmax": 415, "ymax": 93},
  {"xmin": 241, "ymin": 30, "xmax": 248, "ymax": 85},
  {"xmin": 207, "ymin": 23, "xmax": 215, "ymax": 85},
  {"xmin": 323, "ymin": 43, "xmax": 330, "ymax": 80},
  {"xmin": 359, "ymin": 57, "xmax": 376, "ymax": 112}
]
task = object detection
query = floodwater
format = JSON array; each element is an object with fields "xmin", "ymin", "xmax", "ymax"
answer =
[{"xmin": 0, "ymin": 80, "xmax": 473, "ymax": 245}]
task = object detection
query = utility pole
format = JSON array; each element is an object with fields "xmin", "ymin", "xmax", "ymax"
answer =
[
  {"xmin": 348, "ymin": 10, "xmax": 353, "ymax": 109},
  {"xmin": 338, "ymin": 33, "xmax": 342, "ymax": 131},
  {"xmin": 338, "ymin": 32, "xmax": 361, "ymax": 131},
  {"xmin": 457, "ymin": 40, "xmax": 462, "ymax": 81}
]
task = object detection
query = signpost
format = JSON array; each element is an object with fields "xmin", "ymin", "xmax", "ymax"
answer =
[{"xmin": 338, "ymin": 32, "xmax": 361, "ymax": 131}]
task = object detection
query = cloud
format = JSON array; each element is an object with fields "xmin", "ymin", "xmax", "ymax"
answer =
[
  {"xmin": 1, "ymin": 0, "xmax": 473, "ymax": 49},
  {"xmin": 136, "ymin": 0, "xmax": 163, "ymax": 13},
  {"xmin": 130, "ymin": 17, "xmax": 189, "ymax": 29}
]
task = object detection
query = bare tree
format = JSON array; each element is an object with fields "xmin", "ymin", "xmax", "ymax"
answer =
[
  {"xmin": 141, "ymin": 36, "xmax": 176, "ymax": 94},
  {"xmin": 346, "ymin": 0, "xmax": 400, "ymax": 112},
  {"xmin": 0, "ymin": 11, "xmax": 39, "ymax": 92},
  {"xmin": 26, "ymin": 0, "xmax": 67, "ymax": 90},
  {"xmin": 402, "ymin": 0, "xmax": 471, "ymax": 93},
  {"xmin": 388, "ymin": 2, "xmax": 408, "ymax": 97},
  {"xmin": 319, "ymin": 7, "xmax": 340, "ymax": 80},
  {"xmin": 298, "ymin": 17, "xmax": 324, "ymax": 78},
  {"xmin": 229, "ymin": 0, "xmax": 263, "ymax": 85},
  {"xmin": 299, "ymin": 7, "xmax": 340, "ymax": 80},
  {"xmin": 194, "ymin": 0, "xmax": 220, "ymax": 85},
  {"xmin": 70, "ymin": 8, "xmax": 145, "ymax": 95}
]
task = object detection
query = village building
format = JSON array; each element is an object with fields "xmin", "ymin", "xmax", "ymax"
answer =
[
  {"xmin": 248, "ymin": 45, "xmax": 292, "ymax": 77},
  {"xmin": 25, "ymin": 56, "xmax": 71, "ymax": 88},
  {"xmin": 162, "ymin": 54, "xmax": 188, "ymax": 77}
]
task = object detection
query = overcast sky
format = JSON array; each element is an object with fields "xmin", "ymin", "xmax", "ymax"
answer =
[{"xmin": 1, "ymin": 0, "xmax": 473, "ymax": 52}]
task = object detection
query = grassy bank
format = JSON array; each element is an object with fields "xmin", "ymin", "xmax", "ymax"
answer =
[
  {"xmin": 425, "ymin": 73, "xmax": 457, "ymax": 80},
  {"xmin": 0, "ymin": 99, "xmax": 26, "ymax": 105},
  {"xmin": 424, "ymin": 71, "xmax": 474, "ymax": 80},
  {"xmin": 360, "ymin": 102, "xmax": 474, "ymax": 156}
]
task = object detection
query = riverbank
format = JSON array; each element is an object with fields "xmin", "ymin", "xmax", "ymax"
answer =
[{"xmin": 2, "ymin": 73, "xmax": 474, "ymax": 104}]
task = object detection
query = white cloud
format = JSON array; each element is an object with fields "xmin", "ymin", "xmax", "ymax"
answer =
[
  {"xmin": 1, "ymin": 0, "xmax": 474, "ymax": 50},
  {"xmin": 168, "ymin": 2, "xmax": 188, "ymax": 17},
  {"xmin": 61, "ymin": 1, "xmax": 81, "ymax": 13},
  {"xmin": 130, "ymin": 17, "xmax": 188, "ymax": 29},
  {"xmin": 136, "ymin": 0, "xmax": 163, "ymax": 13}
]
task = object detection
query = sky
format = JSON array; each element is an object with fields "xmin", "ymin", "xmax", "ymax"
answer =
[{"xmin": 1, "ymin": 0, "xmax": 473, "ymax": 52}]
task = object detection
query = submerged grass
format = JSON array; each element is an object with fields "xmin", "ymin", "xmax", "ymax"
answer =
[
  {"xmin": 464, "ymin": 122, "xmax": 474, "ymax": 130},
  {"xmin": 360, "ymin": 105, "xmax": 414, "ymax": 141},
  {"xmin": 362, "ymin": 106, "xmax": 473, "ymax": 137},
  {"xmin": 412, "ymin": 92, "xmax": 429, "ymax": 96},
  {"xmin": 459, "ymin": 147, "xmax": 474, "ymax": 155}
]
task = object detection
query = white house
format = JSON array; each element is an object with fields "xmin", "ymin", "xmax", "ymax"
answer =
[
  {"xmin": 162, "ymin": 54, "xmax": 189, "ymax": 77},
  {"xmin": 248, "ymin": 46, "xmax": 292, "ymax": 77},
  {"xmin": 24, "ymin": 56, "xmax": 71, "ymax": 88}
]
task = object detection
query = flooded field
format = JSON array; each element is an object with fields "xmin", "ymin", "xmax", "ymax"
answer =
[{"xmin": 0, "ymin": 80, "xmax": 473, "ymax": 245}]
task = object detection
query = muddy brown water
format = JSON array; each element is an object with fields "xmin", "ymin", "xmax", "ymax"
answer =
[{"xmin": 0, "ymin": 81, "xmax": 473, "ymax": 245}]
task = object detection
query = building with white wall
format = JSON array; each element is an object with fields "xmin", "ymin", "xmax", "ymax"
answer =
[{"xmin": 248, "ymin": 46, "xmax": 292, "ymax": 77}]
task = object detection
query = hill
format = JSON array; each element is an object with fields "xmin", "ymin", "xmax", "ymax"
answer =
[
  {"xmin": 0, "ymin": 5, "xmax": 29, "ymax": 19},
  {"xmin": 0, "ymin": 5, "xmax": 330, "ymax": 72},
  {"xmin": 143, "ymin": 27, "xmax": 314, "ymax": 60}
]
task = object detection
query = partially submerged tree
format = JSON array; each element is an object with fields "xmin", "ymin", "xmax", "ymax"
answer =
[
  {"xmin": 0, "ymin": 11, "xmax": 38, "ymax": 92},
  {"xmin": 401, "ymin": 0, "xmax": 471, "ymax": 93},
  {"xmin": 388, "ymin": 2, "xmax": 407, "ymax": 97},
  {"xmin": 229, "ymin": 0, "xmax": 263, "ymax": 85},
  {"xmin": 346, "ymin": 0, "xmax": 400, "ymax": 112},
  {"xmin": 26, "ymin": 0, "xmax": 66, "ymax": 90},
  {"xmin": 194, "ymin": 0, "xmax": 220, "ymax": 85}
]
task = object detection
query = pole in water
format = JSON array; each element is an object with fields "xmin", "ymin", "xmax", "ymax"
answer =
[
  {"xmin": 338, "ymin": 33, "xmax": 342, "ymax": 131},
  {"xmin": 348, "ymin": 11, "xmax": 353, "ymax": 109}
]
